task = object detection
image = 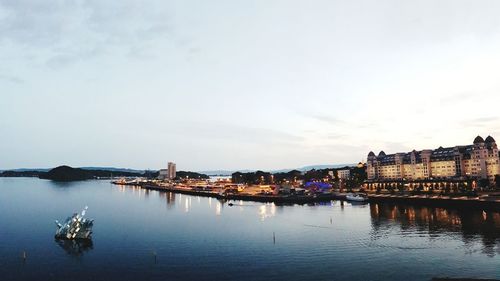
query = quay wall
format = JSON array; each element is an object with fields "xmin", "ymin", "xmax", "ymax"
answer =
[
  {"xmin": 113, "ymin": 182, "xmax": 500, "ymax": 210},
  {"xmin": 369, "ymin": 194, "xmax": 500, "ymax": 211}
]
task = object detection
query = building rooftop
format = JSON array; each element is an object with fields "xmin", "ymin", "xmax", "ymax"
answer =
[
  {"xmin": 485, "ymin": 135, "xmax": 496, "ymax": 143},
  {"xmin": 474, "ymin": 135, "xmax": 485, "ymax": 144},
  {"xmin": 369, "ymin": 136, "xmax": 497, "ymax": 165},
  {"xmin": 430, "ymin": 146, "xmax": 456, "ymax": 161}
]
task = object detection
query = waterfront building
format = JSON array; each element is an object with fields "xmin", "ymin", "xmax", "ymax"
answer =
[
  {"xmin": 366, "ymin": 136, "xmax": 500, "ymax": 188},
  {"xmin": 158, "ymin": 169, "xmax": 169, "ymax": 180},
  {"xmin": 168, "ymin": 162, "xmax": 177, "ymax": 179},
  {"xmin": 158, "ymin": 162, "xmax": 177, "ymax": 180},
  {"xmin": 337, "ymin": 169, "xmax": 351, "ymax": 180}
]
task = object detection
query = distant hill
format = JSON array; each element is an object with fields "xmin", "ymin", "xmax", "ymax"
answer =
[
  {"xmin": 2, "ymin": 165, "xmax": 212, "ymax": 181},
  {"xmin": 198, "ymin": 170, "xmax": 254, "ymax": 176},
  {"xmin": 198, "ymin": 164, "xmax": 356, "ymax": 176},
  {"xmin": 38, "ymin": 166, "xmax": 145, "ymax": 181},
  {"xmin": 39, "ymin": 166, "xmax": 93, "ymax": 181},
  {"xmin": 1, "ymin": 167, "xmax": 145, "ymax": 178},
  {"xmin": 1, "ymin": 167, "xmax": 144, "ymax": 173},
  {"xmin": 295, "ymin": 164, "xmax": 355, "ymax": 172},
  {"xmin": 176, "ymin": 171, "xmax": 209, "ymax": 179},
  {"xmin": 0, "ymin": 170, "xmax": 44, "ymax": 177},
  {"xmin": 1, "ymin": 168, "xmax": 50, "ymax": 172},
  {"xmin": 2, "ymin": 164, "xmax": 358, "ymax": 179},
  {"xmin": 79, "ymin": 167, "xmax": 146, "ymax": 174}
]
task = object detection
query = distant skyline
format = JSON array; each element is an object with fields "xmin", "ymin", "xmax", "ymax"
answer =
[{"xmin": 2, "ymin": 0, "xmax": 500, "ymax": 171}]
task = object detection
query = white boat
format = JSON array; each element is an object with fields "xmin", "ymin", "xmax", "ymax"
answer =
[{"xmin": 345, "ymin": 193, "xmax": 368, "ymax": 202}]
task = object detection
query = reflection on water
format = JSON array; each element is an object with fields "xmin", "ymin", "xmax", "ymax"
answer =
[
  {"xmin": 2, "ymin": 179, "xmax": 500, "ymax": 281},
  {"xmin": 257, "ymin": 203, "xmax": 277, "ymax": 221},
  {"xmin": 349, "ymin": 201, "xmax": 369, "ymax": 207},
  {"xmin": 216, "ymin": 200, "xmax": 222, "ymax": 216},
  {"xmin": 370, "ymin": 203, "xmax": 500, "ymax": 256},
  {"xmin": 157, "ymin": 191, "xmax": 176, "ymax": 209},
  {"xmin": 55, "ymin": 239, "xmax": 93, "ymax": 257},
  {"xmin": 48, "ymin": 181, "xmax": 82, "ymax": 188},
  {"xmin": 138, "ymin": 190, "xmax": 500, "ymax": 255},
  {"xmin": 184, "ymin": 196, "xmax": 189, "ymax": 213}
]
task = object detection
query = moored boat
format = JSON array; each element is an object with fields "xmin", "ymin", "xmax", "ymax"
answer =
[{"xmin": 346, "ymin": 193, "xmax": 368, "ymax": 202}]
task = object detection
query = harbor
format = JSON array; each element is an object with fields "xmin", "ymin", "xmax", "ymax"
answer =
[
  {"xmin": 112, "ymin": 179, "xmax": 349, "ymax": 203},
  {"xmin": 2, "ymin": 177, "xmax": 499, "ymax": 281},
  {"xmin": 369, "ymin": 193, "xmax": 500, "ymax": 211},
  {"xmin": 111, "ymin": 178, "xmax": 500, "ymax": 210}
]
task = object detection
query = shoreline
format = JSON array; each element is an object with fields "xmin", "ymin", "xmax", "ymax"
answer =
[
  {"xmin": 368, "ymin": 194, "xmax": 500, "ymax": 211},
  {"xmin": 140, "ymin": 184, "xmax": 347, "ymax": 204},
  {"xmin": 113, "ymin": 181, "xmax": 500, "ymax": 210}
]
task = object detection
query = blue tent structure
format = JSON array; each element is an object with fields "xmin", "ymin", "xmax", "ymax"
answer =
[{"xmin": 304, "ymin": 182, "xmax": 332, "ymax": 190}]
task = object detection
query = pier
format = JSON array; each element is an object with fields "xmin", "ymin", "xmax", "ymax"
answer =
[
  {"xmin": 113, "ymin": 181, "xmax": 347, "ymax": 203},
  {"xmin": 112, "ymin": 180, "xmax": 500, "ymax": 210},
  {"xmin": 368, "ymin": 193, "xmax": 500, "ymax": 211}
]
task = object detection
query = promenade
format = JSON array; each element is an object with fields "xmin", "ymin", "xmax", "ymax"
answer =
[
  {"xmin": 113, "ymin": 181, "xmax": 347, "ymax": 203},
  {"xmin": 369, "ymin": 193, "xmax": 500, "ymax": 211},
  {"xmin": 112, "ymin": 180, "xmax": 500, "ymax": 210}
]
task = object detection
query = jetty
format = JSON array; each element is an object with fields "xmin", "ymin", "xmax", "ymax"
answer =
[
  {"xmin": 142, "ymin": 183, "xmax": 348, "ymax": 204},
  {"xmin": 112, "ymin": 180, "xmax": 500, "ymax": 210},
  {"xmin": 369, "ymin": 193, "xmax": 500, "ymax": 211},
  {"xmin": 113, "ymin": 180, "xmax": 347, "ymax": 204}
]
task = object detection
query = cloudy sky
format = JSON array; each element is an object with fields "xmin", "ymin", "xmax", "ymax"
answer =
[{"xmin": 1, "ymin": 0, "xmax": 500, "ymax": 171}]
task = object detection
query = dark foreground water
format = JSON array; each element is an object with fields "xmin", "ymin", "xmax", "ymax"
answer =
[{"xmin": 0, "ymin": 178, "xmax": 499, "ymax": 281}]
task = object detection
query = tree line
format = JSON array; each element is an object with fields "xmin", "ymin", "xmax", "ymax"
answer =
[{"xmin": 231, "ymin": 165, "xmax": 367, "ymax": 188}]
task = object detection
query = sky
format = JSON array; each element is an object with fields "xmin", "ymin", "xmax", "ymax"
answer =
[{"xmin": 1, "ymin": 0, "xmax": 500, "ymax": 171}]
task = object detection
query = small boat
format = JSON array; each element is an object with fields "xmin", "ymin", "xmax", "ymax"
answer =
[
  {"xmin": 55, "ymin": 206, "xmax": 93, "ymax": 240},
  {"xmin": 346, "ymin": 193, "xmax": 368, "ymax": 202}
]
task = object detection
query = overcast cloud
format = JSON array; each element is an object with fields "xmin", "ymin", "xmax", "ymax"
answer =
[{"xmin": 1, "ymin": 0, "xmax": 500, "ymax": 171}]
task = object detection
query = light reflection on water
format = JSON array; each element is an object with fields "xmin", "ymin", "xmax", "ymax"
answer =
[
  {"xmin": 258, "ymin": 203, "xmax": 277, "ymax": 221},
  {"xmin": 0, "ymin": 178, "xmax": 499, "ymax": 281},
  {"xmin": 369, "ymin": 203, "xmax": 500, "ymax": 257},
  {"xmin": 55, "ymin": 239, "xmax": 93, "ymax": 257},
  {"xmin": 215, "ymin": 200, "xmax": 221, "ymax": 216}
]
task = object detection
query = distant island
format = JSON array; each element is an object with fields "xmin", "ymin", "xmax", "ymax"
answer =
[
  {"xmin": 0, "ymin": 170, "xmax": 43, "ymax": 177},
  {"xmin": 39, "ymin": 166, "xmax": 94, "ymax": 181},
  {"xmin": 0, "ymin": 164, "xmax": 360, "ymax": 182},
  {"xmin": 0, "ymin": 166, "xmax": 150, "ymax": 181},
  {"xmin": 0, "ymin": 165, "xmax": 209, "ymax": 182}
]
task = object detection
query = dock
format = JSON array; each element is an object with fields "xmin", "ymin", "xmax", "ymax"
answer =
[
  {"xmin": 143, "ymin": 184, "xmax": 347, "ymax": 203},
  {"xmin": 369, "ymin": 193, "xmax": 500, "ymax": 211},
  {"xmin": 113, "ymin": 181, "xmax": 500, "ymax": 209},
  {"xmin": 114, "ymin": 181, "xmax": 347, "ymax": 204}
]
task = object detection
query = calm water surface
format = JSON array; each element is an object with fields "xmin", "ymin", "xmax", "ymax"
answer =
[{"xmin": 1, "ymin": 178, "xmax": 499, "ymax": 281}]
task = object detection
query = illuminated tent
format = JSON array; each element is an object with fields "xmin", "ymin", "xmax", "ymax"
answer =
[{"xmin": 304, "ymin": 182, "xmax": 332, "ymax": 190}]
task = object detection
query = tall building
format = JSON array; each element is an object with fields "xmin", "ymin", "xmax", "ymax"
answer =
[
  {"xmin": 337, "ymin": 169, "xmax": 351, "ymax": 180},
  {"xmin": 158, "ymin": 169, "xmax": 169, "ymax": 180},
  {"xmin": 366, "ymin": 136, "xmax": 500, "ymax": 185},
  {"xmin": 167, "ymin": 162, "xmax": 176, "ymax": 179}
]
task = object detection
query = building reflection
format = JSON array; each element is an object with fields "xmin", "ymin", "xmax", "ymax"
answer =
[
  {"xmin": 55, "ymin": 239, "xmax": 93, "ymax": 257},
  {"xmin": 184, "ymin": 196, "xmax": 191, "ymax": 213},
  {"xmin": 216, "ymin": 200, "xmax": 222, "ymax": 216},
  {"xmin": 259, "ymin": 203, "xmax": 276, "ymax": 221},
  {"xmin": 158, "ymin": 191, "xmax": 176, "ymax": 209},
  {"xmin": 370, "ymin": 203, "xmax": 500, "ymax": 256},
  {"xmin": 166, "ymin": 192, "xmax": 175, "ymax": 207}
]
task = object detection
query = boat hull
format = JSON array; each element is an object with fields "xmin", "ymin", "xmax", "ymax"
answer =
[{"xmin": 346, "ymin": 195, "xmax": 368, "ymax": 202}]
